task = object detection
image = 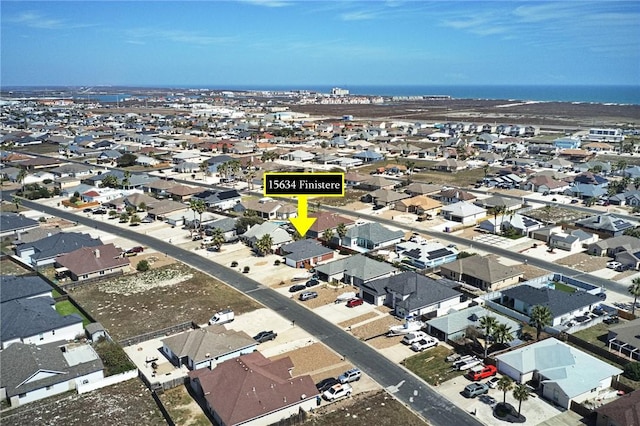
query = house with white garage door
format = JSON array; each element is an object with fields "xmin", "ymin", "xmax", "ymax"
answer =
[{"xmin": 495, "ymin": 338, "xmax": 622, "ymax": 409}]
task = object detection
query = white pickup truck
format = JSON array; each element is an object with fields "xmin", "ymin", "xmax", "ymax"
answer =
[
  {"xmin": 322, "ymin": 383, "xmax": 353, "ymax": 401},
  {"xmin": 402, "ymin": 331, "xmax": 428, "ymax": 345}
]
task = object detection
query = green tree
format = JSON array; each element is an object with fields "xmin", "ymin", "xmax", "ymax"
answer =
[
  {"xmin": 122, "ymin": 170, "xmax": 132, "ymax": 189},
  {"xmin": 491, "ymin": 323, "xmax": 514, "ymax": 346},
  {"xmin": 189, "ymin": 199, "xmax": 206, "ymax": 235},
  {"xmin": 628, "ymin": 278, "xmax": 640, "ymax": 316},
  {"xmin": 129, "ymin": 214, "xmax": 141, "ymax": 226},
  {"xmin": 634, "ymin": 177, "xmax": 640, "ymax": 190},
  {"xmin": 322, "ymin": 228, "xmax": 334, "ymax": 244},
  {"xmin": 623, "ymin": 362, "xmax": 640, "ymax": 381},
  {"xmin": 209, "ymin": 227, "xmax": 225, "ymax": 251},
  {"xmin": 136, "ymin": 259, "xmax": 150, "ymax": 272},
  {"xmin": 497, "ymin": 376, "xmax": 514, "ymax": 405},
  {"xmin": 255, "ymin": 234, "xmax": 273, "ymax": 256},
  {"xmin": 336, "ymin": 222, "xmax": 348, "ymax": 246},
  {"xmin": 101, "ymin": 174, "xmax": 119, "ymax": 188},
  {"xmin": 479, "ymin": 315, "xmax": 498, "ymax": 358},
  {"xmin": 512, "ymin": 383, "xmax": 530, "ymax": 417},
  {"xmin": 116, "ymin": 153, "xmax": 137, "ymax": 168},
  {"xmin": 199, "ymin": 160, "xmax": 209, "ymax": 179},
  {"xmin": 529, "ymin": 305, "xmax": 553, "ymax": 341},
  {"xmin": 119, "ymin": 213, "xmax": 129, "ymax": 223},
  {"xmin": 488, "ymin": 205, "xmax": 507, "ymax": 234},
  {"xmin": 16, "ymin": 168, "xmax": 27, "ymax": 193},
  {"xmin": 405, "ymin": 160, "xmax": 416, "ymax": 175},
  {"xmin": 138, "ymin": 202, "xmax": 147, "ymax": 212}
]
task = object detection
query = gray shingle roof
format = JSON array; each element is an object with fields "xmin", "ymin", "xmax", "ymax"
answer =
[
  {"xmin": 501, "ymin": 285, "xmax": 603, "ymax": 318},
  {"xmin": 280, "ymin": 239, "xmax": 333, "ymax": 262},
  {"xmin": 0, "ymin": 275, "xmax": 52, "ymax": 303},
  {"xmin": 345, "ymin": 222, "xmax": 403, "ymax": 244},
  {"xmin": 18, "ymin": 232, "xmax": 103, "ymax": 262},
  {"xmin": 315, "ymin": 254, "xmax": 398, "ymax": 281},
  {"xmin": 0, "ymin": 213, "xmax": 39, "ymax": 234},
  {"xmin": 162, "ymin": 326, "xmax": 256, "ymax": 364}
]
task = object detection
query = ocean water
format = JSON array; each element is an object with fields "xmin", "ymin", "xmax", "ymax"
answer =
[{"xmin": 220, "ymin": 84, "xmax": 640, "ymax": 105}]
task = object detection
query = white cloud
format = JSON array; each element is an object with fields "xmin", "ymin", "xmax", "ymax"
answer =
[
  {"xmin": 238, "ymin": 0, "xmax": 292, "ymax": 7},
  {"xmin": 126, "ymin": 28, "xmax": 235, "ymax": 46},
  {"xmin": 8, "ymin": 11, "xmax": 93, "ymax": 30}
]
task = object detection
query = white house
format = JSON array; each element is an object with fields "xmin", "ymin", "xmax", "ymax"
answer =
[{"xmin": 441, "ymin": 201, "xmax": 486, "ymax": 225}]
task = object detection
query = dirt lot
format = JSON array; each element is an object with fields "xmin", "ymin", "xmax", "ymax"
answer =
[
  {"xmin": 306, "ymin": 390, "xmax": 427, "ymax": 426},
  {"xmin": 158, "ymin": 386, "xmax": 210, "ymax": 426},
  {"xmin": 0, "ymin": 379, "xmax": 165, "ymax": 426},
  {"xmin": 0, "ymin": 258, "xmax": 30, "ymax": 275},
  {"xmin": 524, "ymin": 206, "xmax": 590, "ymax": 224},
  {"xmin": 555, "ymin": 252, "xmax": 610, "ymax": 272},
  {"xmin": 271, "ymin": 343, "xmax": 345, "ymax": 376},
  {"xmin": 70, "ymin": 263, "xmax": 261, "ymax": 341}
]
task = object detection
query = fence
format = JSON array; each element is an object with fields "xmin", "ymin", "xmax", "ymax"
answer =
[
  {"xmin": 118, "ymin": 321, "xmax": 197, "ymax": 347},
  {"xmin": 569, "ymin": 400, "xmax": 595, "ymax": 420},
  {"xmin": 150, "ymin": 390, "xmax": 176, "ymax": 426},
  {"xmin": 562, "ymin": 333, "xmax": 632, "ymax": 368},
  {"xmin": 77, "ymin": 369, "xmax": 138, "ymax": 394},
  {"xmin": 484, "ymin": 300, "xmax": 532, "ymax": 324},
  {"xmin": 139, "ymin": 370, "xmax": 188, "ymax": 392},
  {"xmin": 59, "ymin": 270, "xmax": 124, "ymax": 290},
  {"xmin": 36, "ymin": 271, "xmax": 98, "ymax": 324}
]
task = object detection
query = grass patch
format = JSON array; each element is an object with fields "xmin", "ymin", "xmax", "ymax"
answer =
[
  {"xmin": 401, "ymin": 345, "xmax": 465, "ymax": 386},
  {"xmin": 159, "ymin": 386, "xmax": 210, "ymax": 426},
  {"xmin": 552, "ymin": 282, "xmax": 577, "ymax": 293},
  {"xmin": 55, "ymin": 300, "xmax": 90, "ymax": 326}
]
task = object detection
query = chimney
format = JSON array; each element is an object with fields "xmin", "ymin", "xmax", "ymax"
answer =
[{"xmin": 94, "ymin": 249, "xmax": 100, "ymax": 258}]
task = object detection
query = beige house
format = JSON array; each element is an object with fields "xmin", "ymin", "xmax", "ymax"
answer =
[
  {"xmin": 55, "ymin": 243, "xmax": 130, "ymax": 281},
  {"xmin": 395, "ymin": 195, "xmax": 442, "ymax": 215},
  {"xmin": 439, "ymin": 255, "xmax": 523, "ymax": 291}
]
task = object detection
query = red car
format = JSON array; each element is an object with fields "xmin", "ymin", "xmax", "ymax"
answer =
[
  {"xmin": 346, "ymin": 298, "xmax": 364, "ymax": 308},
  {"xmin": 466, "ymin": 364, "xmax": 497, "ymax": 381}
]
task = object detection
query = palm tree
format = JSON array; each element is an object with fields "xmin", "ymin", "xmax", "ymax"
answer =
[
  {"xmin": 491, "ymin": 323, "xmax": 514, "ymax": 346},
  {"xmin": 529, "ymin": 305, "xmax": 553, "ymax": 341},
  {"xmin": 16, "ymin": 168, "xmax": 27, "ymax": 194},
  {"xmin": 255, "ymin": 234, "xmax": 273, "ymax": 256},
  {"xmin": 488, "ymin": 205, "xmax": 507, "ymax": 235},
  {"xmin": 199, "ymin": 160, "xmax": 209, "ymax": 180},
  {"xmin": 122, "ymin": 170, "xmax": 132, "ymax": 189},
  {"xmin": 210, "ymin": 227, "xmax": 225, "ymax": 251},
  {"xmin": 479, "ymin": 315, "xmax": 498, "ymax": 358},
  {"xmin": 217, "ymin": 162, "xmax": 229, "ymax": 181},
  {"xmin": 628, "ymin": 278, "xmax": 640, "ymax": 316},
  {"xmin": 138, "ymin": 202, "xmax": 147, "ymax": 212},
  {"xmin": 497, "ymin": 376, "xmax": 514, "ymax": 405},
  {"xmin": 12, "ymin": 196, "xmax": 22, "ymax": 211},
  {"xmin": 336, "ymin": 223, "xmax": 348, "ymax": 246},
  {"xmin": 322, "ymin": 228, "xmax": 334, "ymax": 245},
  {"xmin": 512, "ymin": 383, "xmax": 530, "ymax": 417},
  {"xmin": 405, "ymin": 160, "xmax": 416, "ymax": 175},
  {"xmin": 634, "ymin": 177, "xmax": 640, "ymax": 190},
  {"xmin": 189, "ymin": 199, "xmax": 206, "ymax": 236},
  {"xmin": 129, "ymin": 214, "xmax": 141, "ymax": 226}
]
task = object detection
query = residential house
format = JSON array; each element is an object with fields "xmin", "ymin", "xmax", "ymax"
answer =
[
  {"xmin": 439, "ymin": 255, "xmax": 523, "ymax": 291},
  {"xmin": 0, "ymin": 275, "xmax": 52, "ymax": 303},
  {"xmin": 104, "ymin": 192, "xmax": 158, "ymax": 212},
  {"xmin": 549, "ymin": 229, "xmax": 598, "ymax": 251},
  {"xmin": 574, "ymin": 214, "xmax": 636, "ymax": 238},
  {"xmin": 234, "ymin": 198, "xmax": 297, "ymax": 220},
  {"xmin": 395, "ymin": 195, "xmax": 442, "ymax": 215},
  {"xmin": 359, "ymin": 271, "xmax": 464, "ymax": 318},
  {"xmin": 359, "ymin": 175, "xmax": 396, "ymax": 191},
  {"xmin": 143, "ymin": 178, "xmax": 178, "ymax": 198},
  {"xmin": 404, "ymin": 182, "xmax": 442, "ymax": 197},
  {"xmin": 522, "ymin": 175, "xmax": 570, "ymax": 193},
  {"xmin": 241, "ymin": 222, "xmax": 292, "ymax": 252},
  {"xmin": 474, "ymin": 195, "xmax": 522, "ymax": 212},
  {"xmin": 16, "ymin": 232, "xmax": 103, "ymax": 267},
  {"xmin": 607, "ymin": 318, "xmax": 640, "ymax": 361},
  {"xmin": 278, "ymin": 239, "xmax": 334, "ymax": 268},
  {"xmin": 353, "ymin": 150, "xmax": 383, "ymax": 163},
  {"xmin": 314, "ymin": 254, "xmax": 398, "ymax": 286},
  {"xmin": 341, "ymin": 222, "xmax": 404, "ymax": 253},
  {"xmin": 192, "ymin": 189, "xmax": 241, "ymax": 210},
  {"xmin": 362, "ymin": 189, "xmax": 410, "ymax": 207},
  {"xmin": 344, "ymin": 172, "xmax": 369, "ymax": 188},
  {"xmin": 165, "ymin": 184, "xmax": 203, "ymax": 201},
  {"xmin": 432, "ymin": 188, "xmax": 476, "ymax": 205},
  {"xmin": 188, "ymin": 352, "xmax": 318, "ymax": 426},
  {"xmin": 135, "ymin": 155, "xmax": 160, "ymax": 167},
  {"xmin": 204, "ymin": 217, "xmax": 239, "ymax": 242},
  {"xmin": 477, "ymin": 213, "xmax": 543, "ymax": 236},
  {"xmin": 434, "ymin": 158, "xmax": 467, "ymax": 172},
  {"xmin": 306, "ymin": 212, "xmax": 355, "ymax": 239},
  {"xmin": 441, "ymin": 201, "xmax": 486, "ymax": 225},
  {"xmin": 161, "ymin": 326, "xmax": 257, "ymax": 370},
  {"xmin": 495, "ymin": 338, "xmax": 622, "ymax": 409},
  {"xmin": 587, "ymin": 235, "xmax": 640, "ymax": 257},
  {"xmin": 500, "ymin": 285, "xmax": 603, "ymax": 327},
  {"xmin": 426, "ymin": 305, "xmax": 521, "ymax": 343},
  {"xmin": 146, "ymin": 199, "xmax": 190, "ymax": 221},
  {"xmin": 395, "ymin": 240, "xmax": 458, "ymax": 270},
  {"xmin": 55, "ymin": 243, "xmax": 130, "ymax": 282},
  {"xmin": 48, "ymin": 163, "xmax": 95, "ymax": 178},
  {"xmin": 0, "ymin": 213, "xmax": 39, "ymax": 238},
  {"xmin": 553, "ymin": 136, "xmax": 582, "ymax": 150},
  {"xmin": 0, "ymin": 341, "xmax": 104, "ymax": 407},
  {"xmin": 595, "ymin": 389, "xmax": 640, "ymax": 426}
]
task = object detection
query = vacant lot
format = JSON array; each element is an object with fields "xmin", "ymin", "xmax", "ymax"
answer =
[
  {"xmin": 71, "ymin": 263, "xmax": 261, "ymax": 341},
  {"xmin": 306, "ymin": 390, "xmax": 427, "ymax": 426},
  {"xmin": 158, "ymin": 386, "xmax": 210, "ymax": 426},
  {"xmin": 271, "ymin": 342, "xmax": 344, "ymax": 376},
  {"xmin": 0, "ymin": 258, "xmax": 30, "ymax": 275},
  {"xmin": 402, "ymin": 345, "xmax": 465, "ymax": 386},
  {"xmin": 0, "ymin": 379, "xmax": 165, "ymax": 426},
  {"xmin": 556, "ymin": 252, "xmax": 609, "ymax": 273},
  {"xmin": 524, "ymin": 206, "xmax": 589, "ymax": 224}
]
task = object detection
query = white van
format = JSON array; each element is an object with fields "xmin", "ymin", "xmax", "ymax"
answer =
[{"xmin": 209, "ymin": 309, "xmax": 234, "ymax": 325}]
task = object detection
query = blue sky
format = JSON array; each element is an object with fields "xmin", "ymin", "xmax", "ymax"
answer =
[{"xmin": 2, "ymin": 1, "xmax": 639, "ymax": 87}]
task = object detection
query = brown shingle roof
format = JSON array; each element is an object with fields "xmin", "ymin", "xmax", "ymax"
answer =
[
  {"xmin": 55, "ymin": 243, "xmax": 129, "ymax": 275},
  {"xmin": 309, "ymin": 212, "xmax": 355, "ymax": 233}
]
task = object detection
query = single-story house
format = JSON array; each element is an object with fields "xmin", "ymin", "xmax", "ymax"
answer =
[
  {"xmin": 477, "ymin": 213, "xmax": 543, "ymax": 236},
  {"xmin": 188, "ymin": 352, "xmax": 318, "ymax": 426},
  {"xmin": 161, "ymin": 326, "xmax": 257, "ymax": 370},
  {"xmin": 426, "ymin": 305, "xmax": 521, "ymax": 343},
  {"xmin": 341, "ymin": 222, "xmax": 404, "ymax": 253},
  {"xmin": 314, "ymin": 254, "xmax": 398, "ymax": 286},
  {"xmin": 441, "ymin": 201, "xmax": 486, "ymax": 225},
  {"xmin": 495, "ymin": 338, "xmax": 622, "ymax": 409},
  {"xmin": 55, "ymin": 243, "xmax": 130, "ymax": 282},
  {"xmin": 0, "ymin": 274, "xmax": 52, "ymax": 303},
  {"xmin": 587, "ymin": 235, "xmax": 640, "ymax": 257},
  {"xmin": 362, "ymin": 189, "xmax": 411, "ymax": 207},
  {"xmin": 432, "ymin": 189, "xmax": 477, "ymax": 205},
  {"xmin": 307, "ymin": 212, "xmax": 355, "ymax": 239},
  {"xmin": 439, "ymin": 255, "xmax": 523, "ymax": 291},
  {"xmin": 549, "ymin": 229, "xmax": 598, "ymax": 251},
  {"xmin": 192, "ymin": 189, "xmax": 241, "ymax": 211},
  {"xmin": 595, "ymin": 388, "xmax": 640, "ymax": 426},
  {"xmin": 394, "ymin": 195, "xmax": 442, "ymax": 215},
  {"xmin": 241, "ymin": 222, "xmax": 292, "ymax": 251},
  {"xmin": 574, "ymin": 214, "xmax": 637, "ymax": 238},
  {"xmin": 278, "ymin": 239, "xmax": 334, "ymax": 268},
  {"xmin": 234, "ymin": 198, "xmax": 297, "ymax": 220},
  {"xmin": 16, "ymin": 232, "xmax": 103, "ymax": 267},
  {"xmin": 0, "ymin": 213, "xmax": 39, "ymax": 238},
  {"xmin": 500, "ymin": 285, "xmax": 604, "ymax": 327},
  {"xmin": 204, "ymin": 217, "xmax": 239, "ymax": 242},
  {"xmin": 404, "ymin": 182, "xmax": 442, "ymax": 197},
  {"xmin": 395, "ymin": 240, "xmax": 458, "ymax": 270},
  {"xmin": 0, "ymin": 341, "xmax": 104, "ymax": 407},
  {"xmin": 606, "ymin": 318, "xmax": 640, "ymax": 361},
  {"xmin": 359, "ymin": 175, "xmax": 396, "ymax": 191},
  {"xmin": 474, "ymin": 195, "xmax": 522, "ymax": 211}
]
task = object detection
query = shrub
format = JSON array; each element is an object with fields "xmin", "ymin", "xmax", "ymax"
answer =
[
  {"xmin": 93, "ymin": 338, "xmax": 136, "ymax": 376},
  {"xmin": 136, "ymin": 260, "xmax": 150, "ymax": 272},
  {"xmin": 243, "ymin": 266, "xmax": 250, "ymax": 273},
  {"xmin": 231, "ymin": 261, "xmax": 238, "ymax": 267},
  {"xmin": 624, "ymin": 362, "xmax": 640, "ymax": 381},
  {"xmin": 274, "ymin": 260, "xmax": 281, "ymax": 266}
]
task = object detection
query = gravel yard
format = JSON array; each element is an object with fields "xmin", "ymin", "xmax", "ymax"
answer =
[
  {"xmin": 351, "ymin": 315, "xmax": 405, "ymax": 341},
  {"xmin": 270, "ymin": 342, "xmax": 345, "ymax": 376},
  {"xmin": 556, "ymin": 252, "xmax": 609, "ymax": 273}
]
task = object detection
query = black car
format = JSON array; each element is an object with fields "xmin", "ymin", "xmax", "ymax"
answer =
[
  {"xmin": 316, "ymin": 377, "xmax": 339, "ymax": 393},
  {"xmin": 305, "ymin": 279, "xmax": 320, "ymax": 288},
  {"xmin": 289, "ymin": 284, "xmax": 306, "ymax": 293},
  {"xmin": 253, "ymin": 330, "xmax": 277, "ymax": 343},
  {"xmin": 604, "ymin": 316, "xmax": 620, "ymax": 325},
  {"xmin": 92, "ymin": 209, "xmax": 107, "ymax": 214}
]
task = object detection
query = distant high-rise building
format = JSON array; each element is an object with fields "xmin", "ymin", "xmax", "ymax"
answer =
[{"xmin": 331, "ymin": 87, "xmax": 349, "ymax": 96}]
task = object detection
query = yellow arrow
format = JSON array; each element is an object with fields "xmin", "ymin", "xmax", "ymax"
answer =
[{"xmin": 289, "ymin": 196, "xmax": 316, "ymax": 237}]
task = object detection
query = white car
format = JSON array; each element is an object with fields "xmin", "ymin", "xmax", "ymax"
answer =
[
  {"xmin": 486, "ymin": 376, "xmax": 501, "ymax": 389},
  {"xmin": 411, "ymin": 337, "xmax": 439, "ymax": 352},
  {"xmin": 606, "ymin": 261, "xmax": 622, "ymax": 269},
  {"xmin": 323, "ymin": 383, "xmax": 352, "ymax": 401}
]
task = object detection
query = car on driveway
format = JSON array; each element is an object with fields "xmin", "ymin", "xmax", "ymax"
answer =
[
  {"xmin": 462, "ymin": 382, "xmax": 489, "ymax": 398},
  {"xmin": 299, "ymin": 291, "xmax": 318, "ymax": 301},
  {"xmin": 346, "ymin": 298, "xmax": 364, "ymax": 308},
  {"xmin": 253, "ymin": 330, "xmax": 277, "ymax": 343},
  {"xmin": 323, "ymin": 383, "xmax": 352, "ymax": 401},
  {"xmin": 289, "ymin": 284, "xmax": 306, "ymax": 293},
  {"xmin": 604, "ymin": 315, "xmax": 620, "ymax": 324},
  {"xmin": 486, "ymin": 376, "xmax": 501, "ymax": 389},
  {"xmin": 338, "ymin": 368, "xmax": 361, "ymax": 383},
  {"xmin": 305, "ymin": 278, "xmax": 320, "ymax": 288},
  {"xmin": 316, "ymin": 377, "xmax": 339, "ymax": 393},
  {"xmin": 402, "ymin": 331, "xmax": 428, "ymax": 345},
  {"xmin": 466, "ymin": 364, "xmax": 497, "ymax": 381},
  {"xmin": 607, "ymin": 261, "xmax": 622, "ymax": 269},
  {"xmin": 411, "ymin": 337, "xmax": 439, "ymax": 352}
]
